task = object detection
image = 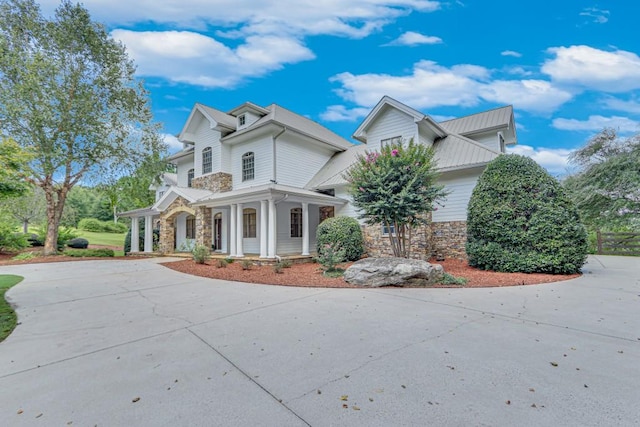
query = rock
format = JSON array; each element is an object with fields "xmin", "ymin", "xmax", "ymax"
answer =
[{"xmin": 344, "ymin": 257, "xmax": 444, "ymax": 287}]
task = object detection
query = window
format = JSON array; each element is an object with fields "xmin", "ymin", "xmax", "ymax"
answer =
[
  {"xmin": 187, "ymin": 169, "xmax": 194, "ymax": 187},
  {"xmin": 238, "ymin": 114, "xmax": 246, "ymax": 127},
  {"xmin": 381, "ymin": 136, "xmax": 402, "ymax": 147},
  {"xmin": 243, "ymin": 208, "xmax": 256, "ymax": 238},
  {"xmin": 382, "ymin": 223, "xmax": 396, "ymax": 235},
  {"xmin": 186, "ymin": 215, "xmax": 196, "ymax": 239},
  {"xmin": 202, "ymin": 147, "xmax": 212, "ymax": 174},
  {"xmin": 290, "ymin": 208, "xmax": 302, "ymax": 238},
  {"xmin": 242, "ymin": 152, "xmax": 254, "ymax": 182}
]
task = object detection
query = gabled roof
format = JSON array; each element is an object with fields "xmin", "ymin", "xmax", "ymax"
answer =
[
  {"xmin": 228, "ymin": 101, "xmax": 270, "ymax": 116},
  {"xmin": 148, "ymin": 172, "xmax": 178, "ymax": 191},
  {"xmin": 432, "ymin": 134, "xmax": 501, "ymax": 172},
  {"xmin": 152, "ymin": 186, "xmax": 215, "ymax": 212},
  {"xmin": 352, "ymin": 96, "xmax": 447, "ymax": 143},
  {"xmin": 439, "ymin": 105, "xmax": 514, "ymax": 136},
  {"xmin": 305, "ymin": 145, "xmax": 367, "ymax": 189},
  {"xmin": 178, "ymin": 103, "xmax": 236, "ymax": 143},
  {"xmin": 222, "ymin": 104, "xmax": 353, "ymax": 151},
  {"xmin": 167, "ymin": 145, "xmax": 194, "ymax": 162}
]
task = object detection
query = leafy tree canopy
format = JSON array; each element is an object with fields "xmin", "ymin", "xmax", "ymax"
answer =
[
  {"xmin": 345, "ymin": 140, "xmax": 447, "ymax": 258},
  {"xmin": 0, "ymin": 138, "xmax": 31, "ymax": 198},
  {"xmin": 0, "ymin": 0, "xmax": 166, "ymax": 254},
  {"xmin": 564, "ymin": 128, "xmax": 640, "ymax": 231}
]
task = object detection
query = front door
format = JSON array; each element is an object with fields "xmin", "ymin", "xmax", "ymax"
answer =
[{"xmin": 214, "ymin": 213, "xmax": 222, "ymax": 251}]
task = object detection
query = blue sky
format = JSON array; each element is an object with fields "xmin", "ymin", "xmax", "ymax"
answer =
[{"xmin": 39, "ymin": 1, "xmax": 640, "ymax": 175}]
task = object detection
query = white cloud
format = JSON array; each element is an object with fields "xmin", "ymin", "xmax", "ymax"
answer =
[
  {"xmin": 552, "ymin": 115, "xmax": 640, "ymax": 133},
  {"xmin": 542, "ymin": 45, "xmax": 640, "ymax": 92},
  {"xmin": 384, "ymin": 31, "xmax": 442, "ymax": 46},
  {"xmin": 507, "ymin": 145, "xmax": 573, "ymax": 175},
  {"xmin": 330, "ymin": 60, "xmax": 572, "ymax": 113},
  {"xmin": 579, "ymin": 7, "xmax": 610, "ymax": 24},
  {"xmin": 320, "ymin": 105, "xmax": 370, "ymax": 122},
  {"xmin": 162, "ymin": 133, "xmax": 183, "ymax": 152},
  {"xmin": 480, "ymin": 80, "xmax": 574, "ymax": 113},
  {"xmin": 601, "ymin": 96, "xmax": 640, "ymax": 114},
  {"xmin": 501, "ymin": 50, "xmax": 522, "ymax": 58},
  {"xmin": 112, "ymin": 30, "xmax": 314, "ymax": 88}
]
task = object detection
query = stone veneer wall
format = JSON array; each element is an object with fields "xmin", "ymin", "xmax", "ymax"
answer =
[
  {"xmin": 195, "ymin": 206, "xmax": 212, "ymax": 249},
  {"xmin": 158, "ymin": 196, "xmax": 194, "ymax": 254},
  {"xmin": 362, "ymin": 223, "xmax": 433, "ymax": 260},
  {"xmin": 191, "ymin": 172, "xmax": 232, "ymax": 193},
  {"xmin": 431, "ymin": 221, "xmax": 467, "ymax": 260}
]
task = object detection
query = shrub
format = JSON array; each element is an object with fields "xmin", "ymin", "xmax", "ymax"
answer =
[
  {"xmin": 104, "ymin": 221, "xmax": 127, "ymax": 233},
  {"xmin": 316, "ymin": 216, "xmax": 364, "ymax": 261},
  {"xmin": 273, "ymin": 263, "xmax": 284, "ymax": 274},
  {"xmin": 280, "ymin": 259, "xmax": 292, "ymax": 268},
  {"xmin": 12, "ymin": 251, "xmax": 37, "ymax": 261},
  {"xmin": 466, "ymin": 155, "xmax": 588, "ymax": 274},
  {"xmin": 241, "ymin": 259, "xmax": 252, "ymax": 270},
  {"xmin": 216, "ymin": 259, "xmax": 228, "ymax": 268},
  {"xmin": 315, "ymin": 243, "xmax": 346, "ymax": 273},
  {"xmin": 35, "ymin": 225, "xmax": 78, "ymax": 251},
  {"xmin": 192, "ymin": 244, "xmax": 210, "ymax": 264},
  {"xmin": 64, "ymin": 248, "xmax": 114, "ymax": 257},
  {"xmin": 78, "ymin": 218, "xmax": 128, "ymax": 234},
  {"xmin": 439, "ymin": 273, "xmax": 467, "ymax": 286},
  {"xmin": 67, "ymin": 237, "xmax": 89, "ymax": 249},
  {"xmin": 26, "ymin": 233, "xmax": 43, "ymax": 247},
  {"xmin": 0, "ymin": 224, "xmax": 29, "ymax": 253}
]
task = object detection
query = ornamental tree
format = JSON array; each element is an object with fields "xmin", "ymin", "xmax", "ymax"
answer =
[
  {"xmin": 345, "ymin": 140, "xmax": 447, "ymax": 258},
  {"xmin": 0, "ymin": 0, "xmax": 166, "ymax": 254}
]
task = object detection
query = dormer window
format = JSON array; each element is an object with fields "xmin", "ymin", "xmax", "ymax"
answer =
[
  {"xmin": 238, "ymin": 114, "xmax": 246, "ymax": 127},
  {"xmin": 242, "ymin": 152, "xmax": 254, "ymax": 181},
  {"xmin": 202, "ymin": 147, "xmax": 212, "ymax": 174}
]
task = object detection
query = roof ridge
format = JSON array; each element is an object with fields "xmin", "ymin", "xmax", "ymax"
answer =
[
  {"xmin": 442, "ymin": 133, "xmax": 502, "ymax": 155},
  {"xmin": 439, "ymin": 105, "xmax": 512, "ymax": 123}
]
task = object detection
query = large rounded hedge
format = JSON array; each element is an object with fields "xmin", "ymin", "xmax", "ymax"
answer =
[
  {"xmin": 466, "ymin": 154, "xmax": 588, "ymax": 274},
  {"xmin": 316, "ymin": 216, "xmax": 364, "ymax": 261}
]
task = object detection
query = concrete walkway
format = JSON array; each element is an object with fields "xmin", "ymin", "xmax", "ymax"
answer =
[{"xmin": 0, "ymin": 256, "xmax": 638, "ymax": 426}]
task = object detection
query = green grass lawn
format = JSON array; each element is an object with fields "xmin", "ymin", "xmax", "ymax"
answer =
[
  {"xmin": 0, "ymin": 275, "xmax": 24, "ymax": 342},
  {"xmin": 75, "ymin": 230, "xmax": 126, "ymax": 248}
]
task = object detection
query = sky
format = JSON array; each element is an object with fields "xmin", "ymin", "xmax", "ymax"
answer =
[{"xmin": 38, "ymin": 0, "xmax": 640, "ymax": 175}]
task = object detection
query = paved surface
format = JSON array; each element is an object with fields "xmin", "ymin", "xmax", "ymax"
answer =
[{"xmin": 0, "ymin": 256, "xmax": 638, "ymax": 426}]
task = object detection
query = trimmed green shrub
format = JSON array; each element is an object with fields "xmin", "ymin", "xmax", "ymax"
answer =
[
  {"xmin": 64, "ymin": 248, "xmax": 114, "ymax": 257},
  {"xmin": 192, "ymin": 244, "xmax": 210, "ymax": 264},
  {"xmin": 78, "ymin": 218, "xmax": 128, "ymax": 233},
  {"xmin": 35, "ymin": 225, "xmax": 78, "ymax": 251},
  {"xmin": 466, "ymin": 155, "xmax": 588, "ymax": 274},
  {"xmin": 315, "ymin": 242, "xmax": 346, "ymax": 273},
  {"xmin": 104, "ymin": 221, "xmax": 128, "ymax": 233},
  {"xmin": 316, "ymin": 216, "xmax": 364, "ymax": 261},
  {"xmin": 67, "ymin": 237, "xmax": 89, "ymax": 249}
]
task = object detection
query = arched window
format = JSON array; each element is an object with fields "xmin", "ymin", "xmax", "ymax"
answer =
[
  {"xmin": 187, "ymin": 169, "xmax": 194, "ymax": 187},
  {"xmin": 243, "ymin": 208, "xmax": 256, "ymax": 238},
  {"xmin": 202, "ymin": 147, "xmax": 212, "ymax": 174},
  {"xmin": 242, "ymin": 152, "xmax": 254, "ymax": 181},
  {"xmin": 290, "ymin": 208, "xmax": 302, "ymax": 238}
]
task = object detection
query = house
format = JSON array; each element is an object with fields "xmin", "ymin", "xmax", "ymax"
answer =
[{"xmin": 120, "ymin": 96, "xmax": 517, "ymax": 259}]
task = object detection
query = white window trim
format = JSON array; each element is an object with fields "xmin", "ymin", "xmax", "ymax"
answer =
[{"xmin": 381, "ymin": 136, "xmax": 402, "ymax": 147}]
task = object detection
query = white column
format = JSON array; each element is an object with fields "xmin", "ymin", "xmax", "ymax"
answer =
[
  {"xmin": 130, "ymin": 217, "xmax": 140, "ymax": 252},
  {"xmin": 260, "ymin": 200, "xmax": 268, "ymax": 258},
  {"xmin": 144, "ymin": 215, "xmax": 153, "ymax": 253},
  {"xmin": 268, "ymin": 199, "xmax": 277, "ymax": 258},
  {"xmin": 302, "ymin": 202, "xmax": 310, "ymax": 256},
  {"xmin": 236, "ymin": 203, "xmax": 244, "ymax": 257},
  {"xmin": 229, "ymin": 204, "xmax": 237, "ymax": 256}
]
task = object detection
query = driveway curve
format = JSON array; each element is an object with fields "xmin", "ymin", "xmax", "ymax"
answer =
[{"xmin": 0, "ymin": 255, "xmax": 638, "ymax": 426}]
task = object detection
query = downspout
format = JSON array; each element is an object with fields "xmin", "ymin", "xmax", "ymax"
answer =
[{"xmin": 272, "ymin": 127, "xmax": 287, "ymax": 184}]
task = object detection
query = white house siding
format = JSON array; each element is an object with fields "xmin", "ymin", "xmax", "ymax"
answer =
[
  {"xmin": 365, "ymin": 107, "xmax": 418, "ymax": 151},
  {"xmin": 467, "ymin": 131, "xmax": 501, "ymax": 152},
  {"xmin": 276, "ymin": 136, "xmax": 334, "ymax": 187},
  {"xmin": 334, "ymin": 186, "xmax": 361, "ymax": 222},
  {"xmin": 193, "ymin": 118, "xmax": 222, "ymax": 177},
  {"xmin": 175, "ymin": 157, "xmax": 193, "ymax": 187},
  {"xmin": 276, "ymin": 202, "xmax": 320, "ymax": 254},
  {"xmin": 230, "ymin": 136, "xmax": 273, "ymax": 190},
  {"xmin": 432, "ymin": 168, "xmax": 482, "ymax": 222},
  {"xmin": 175, "ymin": 213, "xmax": 191, "ymax": 251},
  {"xmin": 418, "ymin": 132, "xmax": 433, "ymax": 148}
]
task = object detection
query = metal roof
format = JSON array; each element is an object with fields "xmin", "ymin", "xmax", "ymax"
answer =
[
  {"xmin": 439, "ymin": 105, "xmax": 513, "ymax": 135},
  {"xmin": 305, "ymin": 145, "xmax": 367, "ymax": 189},
  {"xmin": 432, "ymin": 134, "xmax": 501, "ymax": 171}
]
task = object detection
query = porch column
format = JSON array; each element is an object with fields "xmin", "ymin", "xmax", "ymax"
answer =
[
  {"xmin": 144, "ymin": 215, "xmax": 153, "ymax": 253},
  {"xmin": 302, "ymin": 202, "xmax": 310, "ymax": 256},
  {"xmin": 236, "ymin": 203, "xmax": 244, "ymax": 257},
  {"xmin": 229, "ymin": 204, "xmax": 237, "ymax": 256},
  {"xmin": 260, "ymin": 200, "xmax": 268, "ymax": 258},
  {"xmin": 268, "ymin": 198, "xmax": 277, "ymax": 258},
  {"xmin": 130, "ymin": 217, "xmax": 140, "ymax": 252}
]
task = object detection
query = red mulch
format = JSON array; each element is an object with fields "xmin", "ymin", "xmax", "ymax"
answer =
[{"xmin": 161, "ymin": 258, "xmax": 580, "ymax": 288}]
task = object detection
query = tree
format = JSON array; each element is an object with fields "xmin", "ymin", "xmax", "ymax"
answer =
[
  {"xmin": 345, "ymin": 140, "xmax": 447, "ymax": 258},
  {"xmin": 0, "ymin": 186, "xmax": 46, "ymax": 233},
  {"xmin": 466, "ymin": 154, "xmax": 587, "ymax": 274},
  {"xmin": 564, "ymin": 128, "xmax": 640, "ymax": 230},
  {"xmin": 0, "ymin": 0, "xmax": 166, "ymax": 254},
  {"xmin": 0, "ymin": 138, "xmax": 31, "ymax": 198}
]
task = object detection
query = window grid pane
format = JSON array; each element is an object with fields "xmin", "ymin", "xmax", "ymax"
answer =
[
  {"xmin": 242, "ymin": 152, "xmax": 254, "ymax": 181},
  {"xmin": 243, "ymin": 209, "xmax": 256, "ymax": 238},
  {"xmin": 186, "ymin": 216, "xmax": 196, "ymax": 239},
  {"xmin": 290, "ymin": 208, "xmax": 302, "ymax": 238},
  {"xmin": 202, "ymin": 148, "xmax": 212, "ymax": 174},
  {"xmin": 187, "ymin": 169, "xmax": 194, "ymax": 187}
]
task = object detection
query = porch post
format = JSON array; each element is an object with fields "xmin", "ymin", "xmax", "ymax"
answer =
[
  {"xmin": 302, "ymin": 202, "xmax": 310, "ymax": 256},
  {"xmin": 260, "ymin": 200, "xmax": 268, "ymax": 258},
  {"xmin": 268, "ymin": 198, "xmax": 277, "ymax": 258},
  {"xmin": 130, "ymin": 217, "xmax": 140, "ymax": 252},
  {"xmin": 229, "ymin": 204, "xmax": 237, "ymax": 256},
  {"xmin": 236, "ymin": 203, "xmax": 244, "ymax": 257},
  {"xmin": 144, "ymin": 215, "xmax": 153, "ymax": 253}
]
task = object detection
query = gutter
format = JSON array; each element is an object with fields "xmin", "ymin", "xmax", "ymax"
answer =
[{"xmin": 272, "ymin": 126, "xmax": 287, "ymax": 184}]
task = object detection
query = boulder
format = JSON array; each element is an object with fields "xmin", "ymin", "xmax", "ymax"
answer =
[{"xmin": 344, "ymin": 257, "xmax": 444, "ymax": 287}]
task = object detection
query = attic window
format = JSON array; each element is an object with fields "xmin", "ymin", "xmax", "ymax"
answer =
[
  {"xmin": 238, "ymin": 114, "xmax": 246, "ymax": 127},
  {"xmin": 381, "ymin": 136, "xmax": 402, "ymax": 147}
]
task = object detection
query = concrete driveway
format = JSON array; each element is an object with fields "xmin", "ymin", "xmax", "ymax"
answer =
[{"xmin": 0, "ymin": 256, "xmax": 638, "ymax": 426}]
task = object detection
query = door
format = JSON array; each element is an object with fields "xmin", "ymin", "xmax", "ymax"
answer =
[{"xmin": 214, "ymin": 213, "xmax": 222, "ymax": 251}]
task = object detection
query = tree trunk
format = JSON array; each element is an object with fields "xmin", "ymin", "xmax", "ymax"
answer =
[
  {"xmin": 22, "ymin": 220, "xmax": 28, "ymax": 234},
  {"xmin": 42, "ymin": 183, "xmax": 70, "ymax": 255}
]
